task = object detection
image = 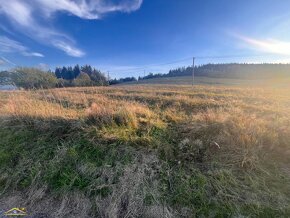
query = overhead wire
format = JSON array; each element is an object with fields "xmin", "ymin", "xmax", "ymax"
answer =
[{"xmin": 106, "ymin": 53, "xmax": 284, "ymax": 73}]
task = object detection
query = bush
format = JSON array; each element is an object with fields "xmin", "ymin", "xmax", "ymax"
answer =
[
  {"xmin": 56, "ymin": 78, "xmax": 72, "ymax": 88},
  {"xmin": 12, "ymin": 67, "xmax": 58, "ymax": 89},
  {"xmin": 72, "ymin": 73, "xmax": 93, "ymax": 87}
]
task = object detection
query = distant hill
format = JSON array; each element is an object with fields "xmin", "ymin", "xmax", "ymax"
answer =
[
  {"xmin": 113, "ymin": 63, "xmax": 290, "ymax": 86},
  {"xmin": 167, "ymin": 63, "xmax": 290, "ymax": 79},
  {"xmin": 116, "ymin": 76, "xmax": 290, "ymax": 87}
]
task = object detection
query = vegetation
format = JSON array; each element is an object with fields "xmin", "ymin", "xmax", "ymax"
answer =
[
  {"xmin": 116, "ymin": 75, "xmax": 290, "ymax": 87},
  {"xmin": 168, "ymin": 63, "xmax": 290, "ymax": 79},
  {"xmin": 0, "ymin": 65, "xmax": 108, "ymax": 90},
  {"xmin": 72, "ymin": 72, "xmax": 94, "ymax": 87},
  {"xmin": 1, "ymin": 67, "xmax": 58, "ymax": 89},
  {"xmin": 2, "ymin": 63, "xmax": 290, "ymax": 88},
  {"xmin": 108, "ymin": 63, "xmax": 290, "ymax": 85},
  {"xmin": 0, "ymin": 84, "xmax": 289, "ymax": 217},
  {"xmin": 109, "ymin": 77, "xmax": 137, "ymax": 85},
  {"xmin": 55, "ymin": 64, "xmax": 108, "ymax": 86}
]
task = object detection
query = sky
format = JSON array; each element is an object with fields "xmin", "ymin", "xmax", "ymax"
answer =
[{"xmin": 1, "ymin": 0, "xmax": 290, "ymax": 78}]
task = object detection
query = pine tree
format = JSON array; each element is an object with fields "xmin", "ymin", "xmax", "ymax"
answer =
[
  {"xmin": 81, "ymin": 65, "xmax": 93, "ymax": 76},
  {"xmin": 73, "ymin": 64, "xmax": 81, "ymax": 79},
  {"xmin": 61, "ymin": 67, "xmax": 68, "ymax": 80},
  {"xmin": 55, "ymin": 67, "xmax": 62, "ymax": 78},
  {"xmin": 67, "ymin": 66, "xmax": 74, "ymax": 80}
]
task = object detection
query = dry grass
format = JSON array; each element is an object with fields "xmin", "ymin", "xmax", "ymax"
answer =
[{"xmin": 0, "ymin": 84, "xmax": 290, "ymax": 217}]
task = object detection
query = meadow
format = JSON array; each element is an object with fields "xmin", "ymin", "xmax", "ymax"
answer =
[
  {"xmin": 0, "ymin": 84, "xmax": 290, "ymax": 217},
  {"xmin": 118, "ymin": 76, "xmax": 290, "ymax": 88}
]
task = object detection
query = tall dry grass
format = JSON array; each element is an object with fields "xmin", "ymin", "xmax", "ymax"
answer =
[{"xmin": 0, "ymin": 84, "xmax": 290, "ymax": 217}]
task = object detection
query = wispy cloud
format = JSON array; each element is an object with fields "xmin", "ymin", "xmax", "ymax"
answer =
[
  {"xmin": 0, "ymin": 36, "xmax": 44, "ymax": 57},
  {"xmin": 0, "ymin": 56, "xmax": 16, "ymax": 66},
  {"xmin": 0, "ymin": 59, "xmax": 5, "ymax": 65},
  {"xmin": 39, "ymin": 0, "xmax": 143, "ymax": 19},
  {"xmin": 233, "ymin": 33, "xmax": 290, "ymax": 56},
  {"xmin": 0, "ymin": 0, "xmax": 143, "ymax": 57},
  {"xmin": 24, "ymin": 52, "xmax": 44, "ymax": 57},
  {"xmin": 52, "ymin": 40, "xmax": 85, "ymax": 57}
]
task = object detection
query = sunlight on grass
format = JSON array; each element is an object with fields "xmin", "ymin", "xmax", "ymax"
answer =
[{"xmin": 0, "ymin": 85, "xmax": 289, "ymax": 217}]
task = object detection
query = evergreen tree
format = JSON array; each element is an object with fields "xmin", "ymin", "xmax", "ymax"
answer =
[
  {"xmin": 67, "ymin": 66, "xmax": 74, "ymax": 80},
  {"xmin": 61, "ymin": 67, "xmax": 68, "ymax": 80},
  {"xmin": 73, "ymin": 64, "xmax": 81, "ymax": 78},
  {"xmin": 81, "ymin": 65, "xmax": 93, "ymax": 76},
  {"xmin": 55, "ymin": 67, "xmax": 62, "ymax": 78},
  {"xmin": 90, "ymin": 68, "xmax": 106, "ymax": 85}
]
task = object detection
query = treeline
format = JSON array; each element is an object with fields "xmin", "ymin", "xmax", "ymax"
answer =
[
  {"xmin": 150, "ymin": 64, "xmax": 290, "ymax": 80},
  {"xmin": 0, "ymin": 65, "xmax": 108, "ymax": 89},
  {"xmin": 109, "ymin": 63, "xmax": 290, "ymax": 85},
  {"xmin": 109, "ymin": 73, "xmax": 164, "ymax": 85},
  {"xmin": 55, "ymin": 64, "xmax": 108, "ymax": 86},
  {"xmin": 109, "ymin": 77, "xmax": 137, "ymax": 85},
  {"xmin": 3, "ymin": 63, "xmax": 290, "ymax": 88},
  {"xmin": 195, "ymin": 63, "xmax": 290, "ymax": 79}
]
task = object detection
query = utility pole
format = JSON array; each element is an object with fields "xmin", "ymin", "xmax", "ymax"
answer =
[
  {"xmin": 192, "ymin": 57, "xmax": 195, "ymax": 87},
  {"xmin": 107, "ymin": 71, "xmax": 110, "ymax": 85}
]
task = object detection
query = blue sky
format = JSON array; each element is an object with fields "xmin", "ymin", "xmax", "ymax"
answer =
[{"xmin": 1, "ymin": 0, "xmax": 290, "ymax": 78}]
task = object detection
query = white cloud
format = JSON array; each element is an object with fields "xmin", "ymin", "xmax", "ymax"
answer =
[
  {"xmin": 0, "ymin": 36, "xmax": 26, "ymax": 53},
  {"xmin": 38, "ymin": 0, "xmax": 143, "ymax": 19},
  {"xmin": 0, "ymin": 36, "xmax": 44, "ymax": 57},
  {"xmin": 0, "ymin": 0, "xmax": 143, "ymax": 57},
  {"xmin": 0, "ymin": 1, "xmax": 33, "ymax": 26},
  {"xmin": 24, "ymin": 52, "xmax": 45, "ymax": 57},
  {"xmin": 52, "ymin": 40, "xmax": 85, "ymax": 57}
]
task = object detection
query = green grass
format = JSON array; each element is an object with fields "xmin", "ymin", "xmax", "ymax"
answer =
[
  {"xmin": 0, "ymin": 85, "xmax": 290, "ymax": 217},
  {"xmin": 0, "ymin": 126, "xmax": 133, "ymax": 195}
]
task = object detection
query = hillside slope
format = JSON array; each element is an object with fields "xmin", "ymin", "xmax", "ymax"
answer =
[{"xmin": 118, "ymin": 76, "xmax": 290, "ymax": 87}]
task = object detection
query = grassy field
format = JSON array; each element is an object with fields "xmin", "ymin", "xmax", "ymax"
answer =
[
  {"xmin": 120, "ymin": 76, "xmax": 290, "ymax": 88},
  {"xmin": 0, "ymin": 84, "xmax": 290, "ymax": 217}
]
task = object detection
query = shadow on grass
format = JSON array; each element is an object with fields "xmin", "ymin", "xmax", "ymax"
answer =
[{"xmin": 1, "ymin": 114, "xmax": 290, "ymax": 217}]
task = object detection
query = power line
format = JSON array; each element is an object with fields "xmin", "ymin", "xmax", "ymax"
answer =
[
  {"xmin": 196, "ymin": 54, "xmax": 276, "ymax": 59},
  {"xmin": 107, "ymin": 57, "xmax": 192, "ymax": 73},
  {"xmin": 106, "ymin": 53, "xmax": 290, "ymax": 74}
]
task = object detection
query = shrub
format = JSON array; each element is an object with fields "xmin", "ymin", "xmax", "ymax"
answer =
[
  {"xmin": 12, "ymin": 67, "xmax": 58, "ymax": 89},
  {"xmin": 72, "ymin": 73, "xmax": 93, "ymax": 87}
]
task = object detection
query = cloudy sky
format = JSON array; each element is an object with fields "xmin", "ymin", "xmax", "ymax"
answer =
[{"xmin": 1, "ymin": 0, "xmax": 290, "ymax": 78}]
